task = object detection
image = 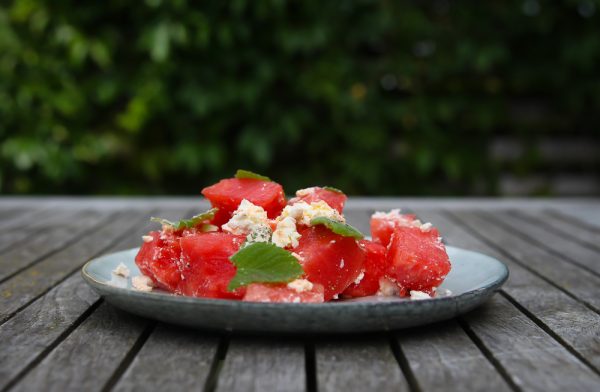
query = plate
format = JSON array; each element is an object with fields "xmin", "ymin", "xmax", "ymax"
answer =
[{"xmin": 81, "ymin": 246, "xmax": 508, "ymax": 333}]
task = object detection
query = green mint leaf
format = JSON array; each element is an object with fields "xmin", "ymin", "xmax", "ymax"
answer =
[
  {"xmin": 235, "ymin": 169, "xmax": 271, "ymax": 181},
  {"xmin": 322, "ymin": 186, "xmax": 344, "ymax": 194},
  {"xmin": 151, "ymin": 208, "xmax": 218, "ymax": 230},
  {"xmin": 310, "ymin": 217, "xmax": 364, "ymax": 239},
  {"xmin": 227, "ymin": 243, "xmax": 304, "ymax": 291}
]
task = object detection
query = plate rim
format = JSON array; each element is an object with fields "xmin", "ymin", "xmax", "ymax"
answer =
[{"xmin": 81, "ymin": 245, "xmax": 509, "ymax": 309}]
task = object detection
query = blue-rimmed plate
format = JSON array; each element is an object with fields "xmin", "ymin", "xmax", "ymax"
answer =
[{"xmin": 81, "ymin": 246, "xmax": 508, "ymax": 333}]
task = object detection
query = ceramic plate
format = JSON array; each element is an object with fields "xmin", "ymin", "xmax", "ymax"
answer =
[{"xmin": 82, "ymin": 246, "xmax": 508, "ymax": 333}]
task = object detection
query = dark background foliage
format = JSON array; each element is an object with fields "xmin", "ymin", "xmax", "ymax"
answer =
[{"xmin": 1, "ymin": 0, "xmax": 598, "ymax": 196}]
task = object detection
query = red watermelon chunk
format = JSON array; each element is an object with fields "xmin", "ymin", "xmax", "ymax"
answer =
[
  {"xmin": 135, "ymin": 230, "xmax": 183, "ymax": 292},
  {"xmin": 243, "ymin": 281, "xmax": 325, "ymax": 303},
  {"xmin": 288, "ymin": 187, "xmax": 347, "ymax": 213},
  {"xmin": 386, "ymin": 225, "xmax": 451, "ymax": 293},
  {"xmin": 294, "ymin": 226, "xmax": 364, "ymax": 300},
  {"xmin": 342, "ymin": 239, "xmax": 388, "ymax": 298},
  {"xmin": 202, "ymin": 178, "xmax": 286, "ymax": 226},
  {"xmin": 371, "ymin": 210, "xmax": 418, "ymax": 247},
  {"xmin": 179, "ymin": 232, "xmax": 246, "ymax": 299}
]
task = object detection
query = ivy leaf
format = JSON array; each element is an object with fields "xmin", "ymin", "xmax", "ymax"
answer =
[
  {"xmin": 310, "ymin": 217, "xmax": 364, "ymax": 239},
  {"xmin": 322, "ymin": 186, "xmax": 344, "ymax": 194},
  {"xmin": 235, "ymin": 169, "xmax": 271, "ymax": 181},
  {"xmin": 151, "ymin": 208, "xmax": 218, "ymax": 230},
  {"xmin": 227, "ymin": 243, "xmax": 304, "ymax": 291}
]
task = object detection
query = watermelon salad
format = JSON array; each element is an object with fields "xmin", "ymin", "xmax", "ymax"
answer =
[{"xmin": 124, "ymin": 170, "xmax": 452, "ymax": 303}]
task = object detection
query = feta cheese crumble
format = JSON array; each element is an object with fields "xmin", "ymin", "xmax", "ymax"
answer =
[
  {"xmin": 142, "ymin": 235, "xmax": 154, "ymax": 243},
  {"xmin": 377, "ymin": 277, "xmax": 401, "ymax": 296},
  {"xmin": 132, "ymin": 275, "xmax": 154, "ymax": 292},
  {"xmin": 245, "ymin": 223, "xmax": 273, "ymax": 246},
  {"xmin": 222, "ymin": 199, "xmax": 270, "ymax": 235},
  {"xmin": 410, "ymin": 290, "xmax": 431, "ymax": 300},
  {"xmin": 112, "ymin": 262, "xmax": 130, "ymax": 278},
  {"xmin": 272, "ymin": 216, "xmax": 301, "ymax": 248},
  {"xmin": 354, "ymin": 271, "xmax": 365, "ymax": 285},
  {"xmin": 287, "ymin": 279, "xmax": 313, "ymax": 293},
  {"xmin": 278, "ymin": 200, "xmax": 344, "ymax": 226},
  {"xmin": 295, "ymin": 187, "xmax": 317, "ymax": 197}
]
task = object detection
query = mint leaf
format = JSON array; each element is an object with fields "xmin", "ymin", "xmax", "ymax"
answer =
[
  {"xmin": 310, "ymin": 217, "xmax": 364, "ymax": 239},
  {"xmin": 235, "ymin": 169, "xmax": 271, "ymax": 181},
  {"xmin": 151, "ymin": 208, "xmax": 218, "ymax": 230},
  {"xmin": 322, "ymin": 186, "xmax": 344, "ymax": 194},
  {"xmin": 227, "ymin": 243, "xmax": 304, "ymax": 291}
]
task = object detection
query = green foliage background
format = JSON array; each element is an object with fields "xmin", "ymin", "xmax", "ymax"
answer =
[{"xmin": 1, "ymin": 0, "xmax": 598, "ymax": 195}]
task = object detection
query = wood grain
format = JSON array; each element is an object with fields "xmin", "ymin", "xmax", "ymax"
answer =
[
  {"xmin": 216, "ymin": 337, "xmax": 306, "ymax": 392},
  {"xmin": 0, "ymin": 210, "xmax": 144, "ymax": 322},
  {"xmin": 0, "ymin": 209, "xmax": 108, "ymax": 282},
  {"xmin": 112, "ymin": 324, "xmax": 219, "ymax": 392},
  {"xmin": 11, "ymin": 303, "xmax": 149, "ymax": 392},
  {"xmin": 315, "ymin": 338, "xmax": 409, "ymax": 392},
  {"xmin": 489, "ymin": 210, "xmax": 600, "ymax": 276},
  {"xmin": 449, "ymin": 210, "xmax": 600, "ymax": 311},
  {"xmin": 463, "ymin": 295, "xmax": 600, "ymax": 391},
  {"xmin": 396, "ymin": 320, "xmax": 513, "ymax": 392},
  {"xmin": 0, "ymin": 273, "xmax": 100, "ymax": 390},
  {"xmin": 0, "ymin": 208, "xmax": 187, "ymax": 390}
]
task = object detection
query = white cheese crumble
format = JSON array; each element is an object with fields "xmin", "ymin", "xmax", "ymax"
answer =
[
  {"xmin": 372, "ymin": 209, "xmax": 435, "ymax": 233},
  {"xmin": 377, "ymin": 277, "xmax": 401, "ymax": 296},
  {"xmin": 420, "ymin": 222, "xmax": 433, "ymax": 232},
  {"xmin": 222, "ymin": 199, "xmax": 269, "ymax": 235},
  {"xmin": 295, "ymin": 187, "xmax": 317, "ymax": 197},
  {"xmin": 372, "ymin": 209, "xmax": 403, "ymax": 219},
  {"xmin": 272, "ymin": 216, "xmax": 301, "ymax": 248},
  {"xmin": 245, "ymin": 223, "xmax": 272, "ymax": 246},
  {"xmin": 112, "ymin": 263, "xmax": 130, "ymax": 278},
  {"xmin": 278, "ymin": 200, "xmax": 344, "ymax": 226},
  {"xmin": 410, "ymin": 290, "xmax": 431, "ymax": 300},
  {"xmin": 287, "ymin": 279, "xmax": 313, "ymax": 293},
  {"xmin": 132, "ymin": 275, "xmax": 154, "ymax": 292},
  {"xmin": 354, "ymin": 271, "xmax": 365, "ymax": 285},
  {"xmin": 142, "ymin": 235, "xmax": 153, "ymax": 243}
]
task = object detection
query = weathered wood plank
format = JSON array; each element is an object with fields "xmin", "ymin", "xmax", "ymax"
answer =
[
  {"xmin": 112, "ymin": 324, "xmax": 219, "ymax": 391},
  {"xmin": 415, "ymin": 209, "xmax": 600, "ymax": 371},
  {"xmin": 0, "ymin": 208, "xmax": 187, "ymax": 390},
  {"xmin": 463, "ymin": 295, "xmax": 600, "ymax": 391},
  {"xmin": 518, "ymin": 209, "xmax": 600, "ymax": 252},
  {"xmin": 0, "ymin": 209, "xmax": 108, "ymax": 282},
  {"xmin": 11, "ymin": 303, "xmax": 149, "ymax": 392},
  {"xmin": 396, "ymin": 320, "xmax": 513, "ymax": 392},
  {"xmin": 316, "ymin": 338, "xmax": 409, "ymax": 392},
  {"xmin": 0, "ymin": 210, "xmax": 144, "ymax": 323},
  {"xmin": 0, "ymin": 207, "xmax": 49, "ymax": 231},
  {"xmin": 0, "ymin": 208, "xmax": 92, "ymax": 254},
  {"xmin": 448, "ymin": 210, "xmax": 600, "ymax": 312},
  {"xmin": 0, "ymin": 273, "xmax": 100, "ymax": 390},
  {"xmin": 490, "ymin": 210, "xmax": 600, "ymax": 276},
  {"xmin": 216, "ymin": 338, "xmax": 306, "ymax": 392}
]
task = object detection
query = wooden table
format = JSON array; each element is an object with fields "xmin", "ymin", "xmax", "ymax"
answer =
[{"xmin": 1, "ymin": 197, "xmax": 599, "ymax": 392}]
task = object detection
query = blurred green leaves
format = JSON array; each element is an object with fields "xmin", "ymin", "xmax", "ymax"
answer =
[{"xmin": 0, "ymin": 0, "xmax": 598, "ymax": 195}]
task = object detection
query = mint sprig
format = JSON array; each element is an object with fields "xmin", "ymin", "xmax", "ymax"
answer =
[
  {"xmin": 322, "ymin": 186, "xmax": 344, "ymax": 194},
  {"xmin": 227, "ymin": 243, "xmax": 304, "ymax": 291},
  {"xmin": 235, "ymin": 169, "xmax": 271, "ymax": 181},
  {"xmin": 310, "ymin": 217, "xmax": 364, "ymax": 239},
  {"xmin": 151, "ymin": 208, "xmax": 218, "ymax": 231}
]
